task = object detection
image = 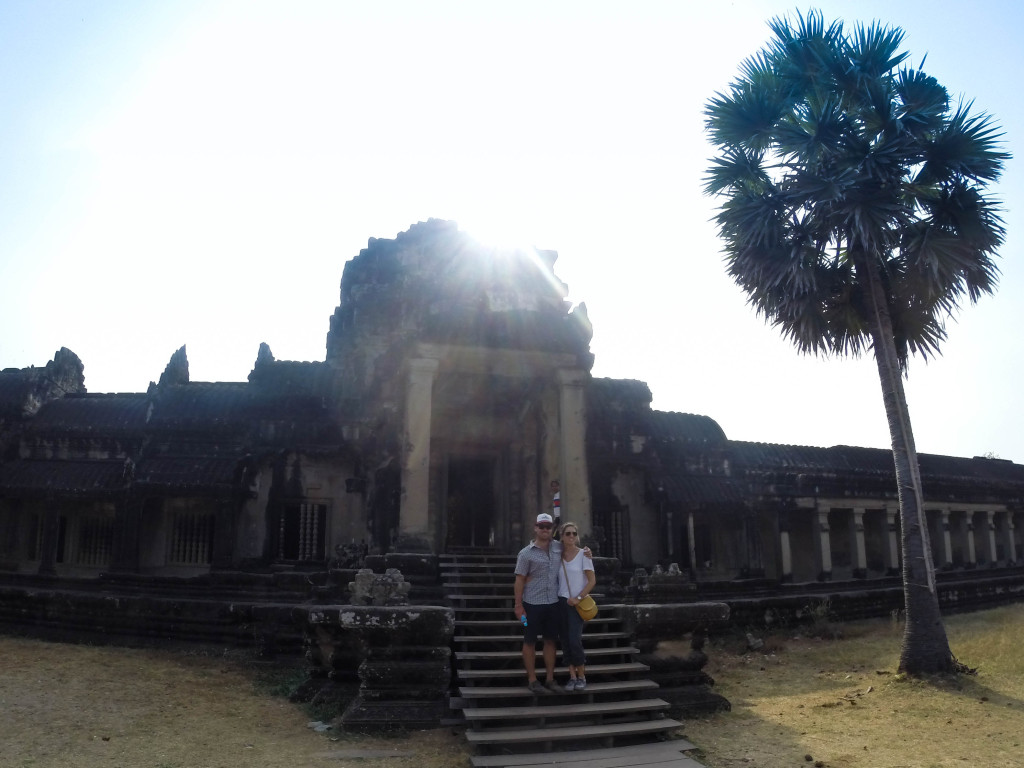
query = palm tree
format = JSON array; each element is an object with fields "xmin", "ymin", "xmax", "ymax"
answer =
[{"xmin": 704, "ymin": 11, "xmax": 1008, "ymax": 675}]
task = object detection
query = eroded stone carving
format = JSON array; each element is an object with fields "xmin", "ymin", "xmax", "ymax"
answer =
[{"xmin": 348, "ymin": 568, "xmax": 410, "ymax": 606}]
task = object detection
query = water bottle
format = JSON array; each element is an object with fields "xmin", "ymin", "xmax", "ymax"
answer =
[{"xmin": 520, "ymin": 614, "xmax": 528, "ymax": 627}]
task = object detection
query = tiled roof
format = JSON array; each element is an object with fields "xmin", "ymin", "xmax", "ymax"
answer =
[
  {"xmin": 133, "ymin": 455, "xmax": 246, "ymax": 491},
  {"xmin": 728, "ymin": 441, "xmax": 895, "ymax": 475},
  {"xmin": 148, "ymin": 382, "xmax": 255, "ymax": 433},
  {"xmin": 918, "ymin": 453, "xmax": 1024, "ymax": 485},
  {"xmin": 28, "ymin": 394, "xmax": 151, "ymax": 434},
  {"xmin": 0, "ymin": 459, "xmax": 130, "ymax": 496},
  {"xmin": 645, "ymin": 410, "xmax": 728, "ymax": 445},
  {"xmin": 148, "ymin": 381, "xmax": 332, "ymax": 437},
  {"xmin": 728, "ymin": 441, "xmax": 1024, "ymax": 481},
  {"xmin": 655, "ymin": 472, "xmax": 748, "ymax": 508},
  {"xmin": 247, "ymin": 359, "xmax": 334, "ymax": 392}
]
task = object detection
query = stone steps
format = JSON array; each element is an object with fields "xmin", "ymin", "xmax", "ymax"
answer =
[
  {"xmin": 454, "ymin": 631, "xmax": 630, "ymax": 644},
  {"xmin": 441, "ymin": 554, "xmax": 683, "ymax": 757},
  {"xmin": 456, "ymin": 645, "xmax": 639, "ymax": 663},
  {"xmin": 462, "ymin": 697, "xmax": 671, "ymax": 723},
  {"xmin": 468, "ymin": 740, "xmax": 700, "ymax": 768},
  {"xmin": 457, "ymin": 662, "xmax": 651, "ymax": 681},
  {"xmin": 465, "ymin": 718, "xmax": 684, "ymax": 747},
  {"xmin": 456, "ymin": 679, "xmax": 660, "ymax": 700}
]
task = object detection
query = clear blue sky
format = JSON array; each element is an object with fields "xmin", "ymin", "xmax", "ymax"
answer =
[{"xmin": 1, "ymin": 0, "xmax": 1021, "ymax": 462}]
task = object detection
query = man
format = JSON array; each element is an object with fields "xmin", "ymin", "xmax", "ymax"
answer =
[{"xmin": 513, "ymin": 512, "xmax": 590, "ymax": 694}]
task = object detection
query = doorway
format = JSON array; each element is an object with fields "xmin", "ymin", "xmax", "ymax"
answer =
[{"xmin": 446, "ymin": 457, "xmax": 496, "ymax": 549}]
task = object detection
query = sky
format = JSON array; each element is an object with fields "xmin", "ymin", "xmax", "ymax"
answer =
[{"xmin": 1, "ymin": 0, "xmax": 1021, "ymax": 463}]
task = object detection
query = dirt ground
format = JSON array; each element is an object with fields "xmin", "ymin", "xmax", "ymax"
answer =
[
  {"xmin": 0, "ymin": 636, "xmax": 471, "ymax": 768},
  {"xmin": 2, "ymin": 604, "xmax": 1022, "ymax": 768},
  {"xmin": 679, "ymin": 604, "xmax": 1024, "ymax": 768}
]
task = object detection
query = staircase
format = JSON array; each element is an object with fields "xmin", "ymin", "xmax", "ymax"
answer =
[{"xmin": 443, "ymin": 553, "xmax": 690, "ymax": 767}]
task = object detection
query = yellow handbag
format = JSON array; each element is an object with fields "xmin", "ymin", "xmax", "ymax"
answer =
[
  {"xmin": 575, "ymin": 594, "xmax": 598, "ymax": 621},
  {"xmin": 561, "ymin": 557, "xmax": 598, "ymax": 621}
]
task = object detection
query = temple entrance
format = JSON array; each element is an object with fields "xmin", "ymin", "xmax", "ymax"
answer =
[{"xmin": 445, "ymin": 457, "xmax": 496, "ymax": 549}]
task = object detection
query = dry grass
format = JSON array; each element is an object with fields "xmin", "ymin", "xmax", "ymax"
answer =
[
  {"xmin": 0, "ymin": 637, "xmax": 471, "ymax": 768},
  {"xmin": 678, "ymin": 603, "xmax": 1024, "ymax": 768},
  {"xmin": 1, "ymin": 604, "xmax": 1022, "ymax": 768}
]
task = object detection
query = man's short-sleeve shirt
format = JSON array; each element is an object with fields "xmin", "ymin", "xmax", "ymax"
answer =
[{"xmin": 514, "ymin": 540, "xmax": 563, "ymax": 605}]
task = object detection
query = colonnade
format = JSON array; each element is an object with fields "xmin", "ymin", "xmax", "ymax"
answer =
[{"xmin": 774, "ymin": 501, "xmax": 1021, "ymax": 582}]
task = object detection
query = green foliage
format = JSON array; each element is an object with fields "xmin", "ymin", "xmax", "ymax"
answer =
[{"xmin": 704, "ymin": 9, "xmax": 1008, "ymax": 371}]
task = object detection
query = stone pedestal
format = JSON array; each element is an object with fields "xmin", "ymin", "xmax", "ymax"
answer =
[
  {"xmin": 618, "ymin": 602, "xmax": 731, "ymax": 716},
  {"xmin": 303, "ymin": 604, "xmax": 454, "ymax": 730},
  {"xmin": 343, "ymin": 647, "xmax": 451, "ymax": 729}
]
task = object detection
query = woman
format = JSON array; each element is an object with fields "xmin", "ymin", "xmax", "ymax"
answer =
[{"xmin": 556, "ymin": 521, "xmax": 596, "ymax": 692}]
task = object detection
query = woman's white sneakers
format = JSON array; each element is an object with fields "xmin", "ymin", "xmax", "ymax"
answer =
[{"xmin": 563, "ymin": 677, "xmax": 587, "ymax": 692}]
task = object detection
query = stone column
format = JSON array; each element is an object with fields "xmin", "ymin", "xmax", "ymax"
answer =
[
  {"xmin": 779, "ymin": 530, "xmax": 794, "ymax": 582},
  {"xmin": 983, "ymin": 510, "xmax": 998, "ymax": 566},
  {"xmin": 1005, "ymin": 513, "xmax": 1017, "ymax": 565},
  {"xmin": 965, "ymin": 513, "xmax": 977, "ymax": 568},
  {"xmin": 814, "ymin": 505, "xmax": 832, "ymax": 581},
  {"xmin": 211, "ymin": 498, "xmax": 239, "ymax": 570},
  {"xmin": 778, "ymin": 510, "xmax": 793, "ymax": 583},
  {"xmin": 36, "ymin": 501, "xmax": 61, "ymax": 576},
  {"xmin": 110, "ymin": 497, "xmax": 142, "ymax": 573},
  {"xmin": 687, "ymin": 511, "xmax": 698, "ymax": 580},
  {"xmin": 939, "ymin": 509, "xmax": 954, "ymax": 568},
  {"xmin": 399, "ymin": 358, "xmax": 439, "ymax": 552},
  {"xmin": 852, "ymin": 507, "xmax": 867, "ymax": 579},
  {"xmin": 885, "ymin": 507, "xmax": 900, "ymax": 575},
  {"xmin": 556, "ymin": 369, "xmax": 591, "ymax": 537}
]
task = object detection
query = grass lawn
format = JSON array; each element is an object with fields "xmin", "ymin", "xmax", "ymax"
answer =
[{"xmin": 678, "ymin": 603, "xmax": 1024, "ymax": 768}]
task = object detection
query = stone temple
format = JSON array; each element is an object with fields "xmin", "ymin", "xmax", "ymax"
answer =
[{"xmin": 1, "ymin": 218, "xmax": 1023, "ymax": 618}]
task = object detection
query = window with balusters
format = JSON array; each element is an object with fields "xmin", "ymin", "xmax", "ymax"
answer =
[
  {"xmin": 168, "ymin": 507, "xmax": 215, "ymax": 566},
  {"xmin": 278, "ymin": 502, "xmax": 327, "ymax": 561}
]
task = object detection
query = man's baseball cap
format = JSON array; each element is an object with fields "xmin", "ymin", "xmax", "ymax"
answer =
[{"xmin": 536, "ymin": 513, "xmax": 554, "ymax": 525}]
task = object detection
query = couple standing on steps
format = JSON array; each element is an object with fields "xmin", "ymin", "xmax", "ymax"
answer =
[{"xmin": 513, "ymin": 512, "xmax": 597, "ymax": 695}]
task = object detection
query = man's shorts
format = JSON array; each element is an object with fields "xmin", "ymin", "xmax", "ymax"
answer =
[{"xmin": 522, "ymin": 601, "xmax": 560, "ymax": 644}]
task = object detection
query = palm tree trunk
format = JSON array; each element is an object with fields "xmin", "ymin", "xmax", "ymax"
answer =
[{"xmin": 861, "ymin": 256, "xmax": 955, "ymax": 674}]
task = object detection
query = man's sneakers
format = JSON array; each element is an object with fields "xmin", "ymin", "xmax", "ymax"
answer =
[
  {"xmin": 527, "ymin": 679, "xmax": 565, "ymax": 695},
  {"xmin": 527, "ymin": 680, "xmax": 552, "ymax": 695}
]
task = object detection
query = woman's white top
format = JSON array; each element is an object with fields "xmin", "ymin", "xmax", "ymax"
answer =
[{"xmin": 557, "ymin": 548, "xmax": 594, "ymax": 599}]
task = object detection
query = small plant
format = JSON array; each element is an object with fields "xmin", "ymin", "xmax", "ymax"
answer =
[{"xmin": 800, "ymin": 599, "xmax": 842, "ymax": 640}]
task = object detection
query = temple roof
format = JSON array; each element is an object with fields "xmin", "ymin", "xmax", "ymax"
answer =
[
  {"xmin": 729, "ymin": 441, "xmax": 1024, "ymax": 482},
  {"xmin": 27, "ymin": 393, "xmax": 151, "ymax": 434},
  {"xmin": 645, "ymin": 410, "xmax": 729, "ymax": 445},
  {"xmin": 0, "ymin": 459, "xmax": 131, "ymax": 497},
  {"xmin": 133, "ymin": 455, "xmax": 249, "ymax": 492},
  {"xmin": 656, "ymin": 473, "xmax": 748, "ymax": 508},
  {"xmin": 0, "ymin": 369, "xmax": 34, "ymax": 420}
]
